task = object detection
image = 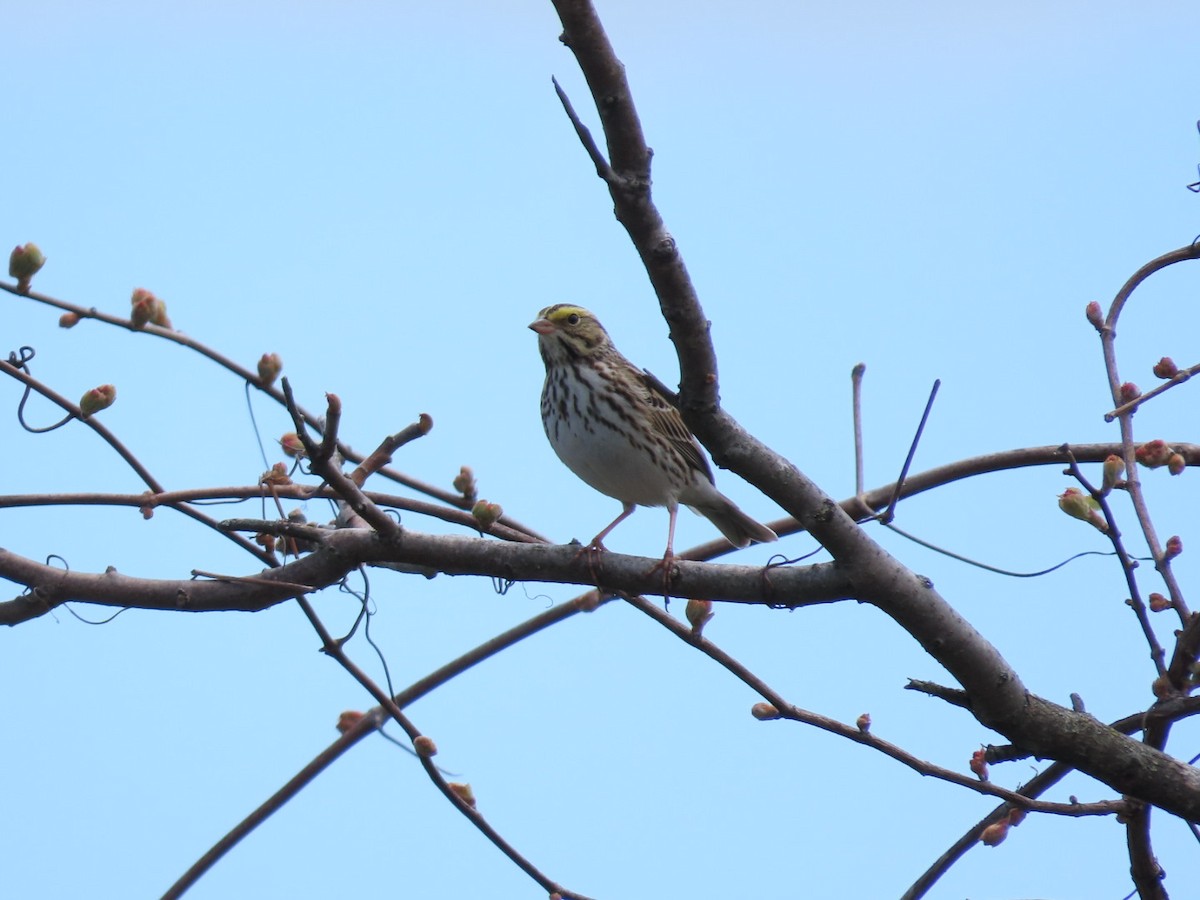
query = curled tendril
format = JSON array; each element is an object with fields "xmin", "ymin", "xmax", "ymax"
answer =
[{"xmin": 8, "ymin": 346, "xmax": 74, "ymax": 433}]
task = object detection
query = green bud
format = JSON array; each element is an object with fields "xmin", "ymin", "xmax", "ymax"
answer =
[
  {"xmin": 9, "ymin": 243, "xmax": 46, "ymax": 293},
  {"xmin": 79, "ymin": 384, "xmax": 116, "ymax": 419}
]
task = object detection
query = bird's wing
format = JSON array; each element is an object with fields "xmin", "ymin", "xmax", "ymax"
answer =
[{"xmin": 638, "ymin": 373, "xmax": 715, "ymax": 483}]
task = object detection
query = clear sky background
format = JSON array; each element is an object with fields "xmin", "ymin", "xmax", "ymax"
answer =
[{"xmin": 4, "ymin": 2, "xmax": 1200, "ymax": 898}]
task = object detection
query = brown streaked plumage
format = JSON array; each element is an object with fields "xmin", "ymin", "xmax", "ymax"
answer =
[{"xmin": 529, "ymin": 303, "xmax": 777, "ymax": 558}]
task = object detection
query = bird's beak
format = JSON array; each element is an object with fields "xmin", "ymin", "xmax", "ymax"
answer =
[{"xmin": 529, "ymin": 317, "xmax": 554, "ymax": 335}]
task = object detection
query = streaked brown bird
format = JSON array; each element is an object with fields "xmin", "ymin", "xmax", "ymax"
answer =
[{"xmin": 530, "ymin": 303, "xmax": 776, "ymax": 560}]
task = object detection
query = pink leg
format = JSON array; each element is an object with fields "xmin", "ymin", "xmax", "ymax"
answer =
[{"xmin": 588, "ymin": 502, "xmax": 637, "ymax": 551}]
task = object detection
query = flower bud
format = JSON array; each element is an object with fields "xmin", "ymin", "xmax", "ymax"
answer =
[
  {"xmin": 750, "ymin": 702, "xmax": 780, "ymax": 720},
  {"xmin": 79, "ymin": 384, "xmax": 116, "ymax": 419},
  {"xmin": 969, "ymin": 749, "xmax": 988, "ymax": 781},
  {"xmin": 1148, "ymin": 592, "xmax": 1172, "ymax": 612},
  {"xmin": 471, "ymin": 500, "xmax": 502, "ymax": 529},
  {"xmin": 279, "ymin": 432, "xmax": 306, "ymax": 458},
  {"xmin": 1100, "ymin": 454, "xmax": 1125, "ymax": 494},
  {"xmin": 1084, "ymin": 301, "xmax": 1104, "ymax": 330},
  {"xmin": 448, "ymin": 782, "xmax": 477, "ymax": 808},
  {"xmin": 9, "ymin": 242, "xmax": 45, "ymax": 293},
  {"xmin": 980, "ymin": 820, "xmax": 1009, "ymax": 847},
  {"xmin": 1165, "ymin": 535, "xmax": 1182, "ymax": 560},
  {"xmin": 413, "ymin": 735, "xmax": 438, "ymax": 757},
  {"xmin": 685, "ymin": 598, "xmax": 714, "ymax": 635},
  {"xmin": 1135, "ymin": 439, "xmax": 1173, "ymax": 468},
  {"xmin": 856, "ymin": 713, "xmax": 871, "ymax": 733},
  {"xmin": 1153, "ymin": 356, "xmax": 1179, "ymax": 379},
  {"xmin": 257, "ymin": 352, "xmax": 283, "ymax": 387},
  {"xmin": 1119, "ymin": 382, "xmax": 1141, "ymax": 404},
  {"xmin": 336, "ymin": 710, "xmax": 365, "ymax": 734},
  {"xmin": 1168, "ymin": 452, "xmax": 1186, "ymax": 476},
  {"xmin": 59, "ymin": 312, "xmax": 80, "ymax": 329}
]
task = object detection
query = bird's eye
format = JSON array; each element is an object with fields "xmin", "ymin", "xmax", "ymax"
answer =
[{"xmin": 566, "ymin": 313, "xmax": 581, "ymax": 326}]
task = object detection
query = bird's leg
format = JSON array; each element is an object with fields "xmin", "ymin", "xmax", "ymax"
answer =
[
  {"xmin": 580, "ymin": 502, "xmax": 637, "ymax": 554},
  {"xmin": 645, "ymin": 504, "xmax": 678, "ymax": 601}
]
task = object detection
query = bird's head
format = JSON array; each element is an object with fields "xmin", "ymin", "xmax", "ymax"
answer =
[{"xmin": 529, "ymin": 304, "xmax": 613, "ymax": 361}]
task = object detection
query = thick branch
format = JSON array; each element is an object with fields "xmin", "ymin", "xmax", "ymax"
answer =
[{"xmin": 0, "ymin": 531, "xmax": 853, "ymax": 625}]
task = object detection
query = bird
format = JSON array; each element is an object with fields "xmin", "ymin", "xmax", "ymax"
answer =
[{"xmin": 530, "ymin": 303, "xmax": 777, "ymax": 562}]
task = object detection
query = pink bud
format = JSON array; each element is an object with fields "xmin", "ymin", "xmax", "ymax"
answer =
[
  {"xmin": 1165, "ymin": 535, "xmax": 1183, "ymax": 559},
  {"xmin": 1119, "ymin": 382, "xmax": 1141, "ymax": 404},
  {"xmin": 1153, "ymin": 356, "xmax": 1179, "ymax": 379},
  {"xmin": 279, "ymin": 432, "xmax": 306, "ymax": 458},
  {"xmin": 1135, "ymin": 440, "xmax": 1173, "ymax": 468},
  {"xmin": 1085, "ymin": 301, "xmax": 1104, "ymax": 330},
  {"xmin": 969, "ymin": 749, "xmax": 988, "ymax": 781},
  {"xmin": 1168, "ymin": 452, "xmax": 1186, "ymax": 476}
]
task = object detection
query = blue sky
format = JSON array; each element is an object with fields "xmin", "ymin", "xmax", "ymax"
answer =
[{"xmin": 5, "ymin": 2, "xmax": 1200, "ymax": 898}]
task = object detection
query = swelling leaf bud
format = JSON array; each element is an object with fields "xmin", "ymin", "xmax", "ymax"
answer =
[
  {"xmin": 1084, "ymin": 301, "xmax": 1104, "ymax": 330},
  {"xmin": 257, "ymin": 352, "xmax": 283, "ymax": 387},
  {"xmin": 685, "ymin": 599, "xmax": 714, "ymax": 635},
  {"xmin": 1153, "ymin": 356, "xmax": 1179, "ymax": 379},
  {"xmin": 1100, "ymin": 454, "xmax": 1125, "ymax": 494},
  {"xmin": 1147, "ymin": 593, "xmax": 1172, "ymax": 612},
  {"xmin": 750, "ymin": 702, "xmax": 780, "ymax": 720},
  {"xmin": 1135, "ymin": 439, "xmax": 1173, "ymax": 468},
  {"xmin": 1057, "ymin": 488, "xmax": 1107, "ymax": 533},
  {"xmin": 413, "ymin": 735, "xmax": 438, "ymax": 757},
  {"xmin": 9, "ymin": 242, "xmax": 46, "ymax": 293},
  {"xmin": 980, "ymin": 820, "xmax": 1009, "ymax": 847},
  {"xmin": 448, "ymin": 782, "xmax": 477, "ymax": 808},
  {"xmin": 279, "ymin": 432, "xmax": 306, "ymax": 458},
  {"xmin": 79, "ymin": 384, "xmax": 116, "ymax": 419},
  {"xmin": 260, "ymin": 462, "xmax": 292, "ymax": 486},
  {"xmin": 471, "ymin": 500, "xmax": 502, "ymax": 529},
  {"xmin": 970, "ymin": 749, "xmax": 989, "ymax": 781},
  {"xmin": 453, "ymin": 465, "xmax": 477, "ymax": 501}
]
